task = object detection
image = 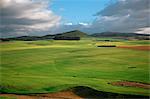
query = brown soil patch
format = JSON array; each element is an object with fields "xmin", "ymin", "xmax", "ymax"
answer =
[
  {"xmin": 117, "ymin": 46, "xmax": 150, "ymax": 51},
  {"xmin": 111, "ymin": 81, "xmax": 150, "ymax": 89},
  {"xmin": 0, "ymin": 91, "xmax": 82, "ymax": 99},
  {"xmin": 0, "ymin": 86, "xmax": 149, "ymax": 99}
]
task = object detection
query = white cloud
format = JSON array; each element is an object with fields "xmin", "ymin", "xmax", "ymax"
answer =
[
  {"xmin": 53, "ymin": 0, "xmax": 150, "ymax": 34},
  {"xmin": 0, "ymin": 0, "xmax": 61, "ymax": 38},
  {"xmin": 136, "ymin": 27, "xmax": 150, "ymax": 34},
  {"xmin": 79, "ymin": 22, "xmax": 89, "ymax": 26},
  {"xmin": 118, "ymin": 0, "xmax": 126, "ymax": 2},
  {"xmin": 1, "ymin": 0, "xmax": 149, "ymax": 37},
  {"xmin": 65, "ymin": 23, "xmax": 73, "ymax": 25},
  {"xmin": 90, "ymin": 0, "xmax": 150, "ymax": 33}
]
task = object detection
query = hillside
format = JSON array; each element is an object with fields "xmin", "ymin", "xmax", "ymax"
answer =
[
  {"xmin": 1, "ymin": 31, "xmax": 149, "ymax": 41},
  {"xmin": 1, "ymin": 30, "xmax": 88, "ymax": 41},
  {"xmin": 91, "ymin": 32, "xmax": 150, "ymax": 37},
  {"xmin": 91, "ymin": 32, "xmax": 150, "ymax": 40},
  {"xmin": 55, "ymin": 30, "xmax": 88, "ymax": 37},
  {"xmin": 1, "ymin": 40, "xmax": 149, "ymax": 97}
]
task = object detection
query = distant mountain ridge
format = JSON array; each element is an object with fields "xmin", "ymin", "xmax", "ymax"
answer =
[
  {"xmin": 1, "ymin": 30, "xmax": 149, "ymax": 41},
  {"xmin": 0, "ymin": 30, "xmax": 88, "ymax": 41},
  {"xmin": 91, "ymin": 32, "xmax": 150, "ymax": 40},
  {"xmin": 91, "ymin": 32, "xmax": 150, "ymax": 37}
]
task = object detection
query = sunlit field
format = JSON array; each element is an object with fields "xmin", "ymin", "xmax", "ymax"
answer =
[{"xmin": 0, "ymin": 39, "xmax": 149, "ymax": 97}]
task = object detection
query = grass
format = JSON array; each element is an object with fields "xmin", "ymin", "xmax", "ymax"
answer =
[
  {"xmin": 0, "ymin": 39, "xmax": 149, "ymax": 96},
  {"xmin": 0, "ymin": 96, "xmax": 16, "ymax": 99}
]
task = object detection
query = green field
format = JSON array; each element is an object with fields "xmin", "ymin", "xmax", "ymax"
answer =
[{"xmin": 0, "ymin": 39, "xmax": 149, "ymax": 96}]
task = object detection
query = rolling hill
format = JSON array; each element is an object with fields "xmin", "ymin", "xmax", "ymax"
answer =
[
  {"xmin": 55, "ymin": 30, "xmax": 88, "ymax": 37},
  {"xmin": 0, "ymin": 30, "xmax": 88, "ymax": 41},
  {"xmin": 1, "ymin": 31, "xmax": 149, "ymax": 41}
]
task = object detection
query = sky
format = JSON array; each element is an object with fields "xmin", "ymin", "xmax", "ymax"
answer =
[
  {"xmin": 51, "ymin": 0, "xmax": 111, "ymax": 24},
  {"xmin": 0, "ymin": 0, "xmax": 150, "ymax": 38}
]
